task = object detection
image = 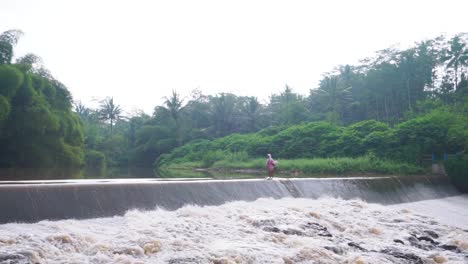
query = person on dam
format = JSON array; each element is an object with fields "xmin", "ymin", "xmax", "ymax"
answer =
[{"xmin": 266, "ymin": 154, "xmax": 277, "ymax": 180}]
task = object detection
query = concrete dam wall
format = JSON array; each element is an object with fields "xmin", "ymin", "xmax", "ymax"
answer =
[{"xmin": 0, "ymin": 175, "xmax": 459, "ymax": 223}]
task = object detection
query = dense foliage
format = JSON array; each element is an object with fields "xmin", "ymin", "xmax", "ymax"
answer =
[
  {"xmin": 158, "ymin": 108, "xmax": 467, "ymax": 167},
  {"xmin": 0, "ymin": 30, "xmax": 84, "ymax": 178},
  {"xmin": 1, "ymin": 29, "xmax": 467, "ymax": 178},
  {"xmin": 445, "ymin": 156, "xmax": 468, "ymax": 193}
]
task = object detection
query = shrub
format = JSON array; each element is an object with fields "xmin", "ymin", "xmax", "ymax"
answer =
[
  {"xmin": 201, "ymin": 150, "xmax": 225, "ymax": 168},
  {"xmin": 158, "ymin": 108, "xmax": 466, "ymax": 171},
  {"xmin": 445, "ymin": 156, "xmax": 468, "ymax": 193},
  {"xmin": 394, "ymin": 109, "xmax": 457, "ymax": 160}
]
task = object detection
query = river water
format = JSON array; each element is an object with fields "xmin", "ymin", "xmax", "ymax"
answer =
[{"xmin": 1, "ymin": 196, "xmax": 467, "ymax": 264}]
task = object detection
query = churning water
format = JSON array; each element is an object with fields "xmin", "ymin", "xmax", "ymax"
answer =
[{"xmin": 1, "ymin": 196, "xmax": 467, "ymax": 264}]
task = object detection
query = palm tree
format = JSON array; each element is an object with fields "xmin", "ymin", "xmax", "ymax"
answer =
[
  {"xmin": 442, "ymin": 35, "xmax": 468, "ymax": 89},
  {"xmin": 210, "ymin": 93, "xmax": 236, "ymax": 136},
  {"xmin": 161, "ymin": 90, "xmax": 184, "ymax": 145},
  {"xmin": 98, "ymin": 97, "xmax": 124, "ymax": 134},
  {"xmin": 0, "ymin": 29, "xmax": 23, "ymax": 64},
  {"xmin": 73, "ymin": 101, "xmax": 99, "ymax": 123},
  {"xmin": 279, "ymin": 85, "xmax": 299, "ymax": 105},
  {"xmin": 163, "ymin": 90, "xmax": 184, "ymax": 123},
  {"xmin": 338, "ymin": 65, "xmax": 353, "ymax": 86},
  {"xmin": 268, "ymin": 85, "xmax": 309, "ymax": 126},
  {"xmin": 74, "ymin": 101, "xmax": 89, "ymax": 118},
  {"xmin": 241, "ymin": 96, "xmax": 261, "ymax": 132},
  {"xmin": 313, "ymin": 76, "xmax": 352, "ymax": 124}
]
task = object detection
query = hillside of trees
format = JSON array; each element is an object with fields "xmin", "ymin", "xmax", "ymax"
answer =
[{"xmin": 0, "ymin": 29, "xmax": 467, "ymax": 178}]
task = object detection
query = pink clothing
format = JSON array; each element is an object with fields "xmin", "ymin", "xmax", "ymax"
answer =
[{"xmin": 267, "ymin": 158, "xmax": 276, "ymax": 171}]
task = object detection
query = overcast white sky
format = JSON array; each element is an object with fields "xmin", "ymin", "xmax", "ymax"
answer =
[{"xmin": 1, "ymin": 0, "xmax": 467, "ymax": 114}]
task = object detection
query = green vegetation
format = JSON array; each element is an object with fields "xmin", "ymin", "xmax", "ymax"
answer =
[
  {"xmin": 158, "ymin": 109, "xmax": 466, "ymax": 164},
  {"xmin": 0, "ymin": 30, "xmax": 84, "ymax": 178},
  {"xmin": 0, "ymin": 29, "xmax": 467, "ymax": 179},
  {"xmin": 167, "ymin": 155, "xmax": 424, "ymax": 175},
  {"xmin": 445, "ymin": 156, "xmax": 468, "ymax": 193}
]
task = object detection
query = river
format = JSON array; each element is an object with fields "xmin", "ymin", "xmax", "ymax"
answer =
[{"xmin": 0, "ymin": 196, "xmax": 467, "ymax": 263}]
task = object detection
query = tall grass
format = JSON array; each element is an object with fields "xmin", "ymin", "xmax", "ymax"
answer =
[{"xmin": 166, "ymin": 154, "xmax": 424, "ymax": 175}]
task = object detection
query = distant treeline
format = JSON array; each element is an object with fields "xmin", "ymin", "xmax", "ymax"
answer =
[{"xmin": 0, "ymin": 29, "xmax": 467, "ymax": 178}]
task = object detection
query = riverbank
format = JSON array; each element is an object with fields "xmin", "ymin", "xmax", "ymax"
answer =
[{"xmin": 163, "ymin": 156, "xmax": 425, "ymax": 176}]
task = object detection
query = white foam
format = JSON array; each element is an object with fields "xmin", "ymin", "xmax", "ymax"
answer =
[{"xmin": 0, "ymin": 197, "xmax": 467, "ymax": 263}]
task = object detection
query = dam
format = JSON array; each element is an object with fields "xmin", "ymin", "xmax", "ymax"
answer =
[
  {"xmin": 0, "ymin": 175, "xmax": 460, "ymax": 223},
  {"xmin": 0, "ymin": 175, "xmax": 467, "ymax": 263}
]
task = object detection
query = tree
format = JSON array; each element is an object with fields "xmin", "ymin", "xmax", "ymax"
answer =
[
  {"xmin": 0, "ymin": 30, "xmax": 85, "ymax": 178},
  {"xmin": 0, "ymin": 68, "xmax": 85, "ymax": 174},
  {"xmin": 162, "ymin": 90, "xmax": 184, "ymax": 122},
  {"xmin": 241, "ymin": 96, "xmax": 262, "ymax": 132},
  {"xmin": 209, "ymin": 93, "xmax": 238, "ymax": 137},
  {"xmin": 184, "ymin": 89, "xmax": 211, "ymax": 131},
  {"xmin": 74, "ymin": 101, "xmax": 90, "ymax": 118},
  {"xmin": 98, "ymin": 97, "xmax": 124, "ymax": 134},
  {"xmin": 312, "ymin": 76, "xmax": 352, "ymax": 124},
  {"xmin": 0, "ymin": 30, "xmax": 23, "ymax": 64},
  {"xmin": 338, "ymin": 65, "xmax": 353, "ymax": 86},
  {"xmin": 442, "ymin": 34, "xmax": 468, "ymax": 89},
  {"xmin": 400, "ymin": 49, "xmax": 417, "ymax": 110},
  {"xmin": 269, "ymin": 85, "xmax": 310, "ymax": 125},
  {"xmin": 157, "ymin": 90, "xmax": 185, "ymax": 146}
]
